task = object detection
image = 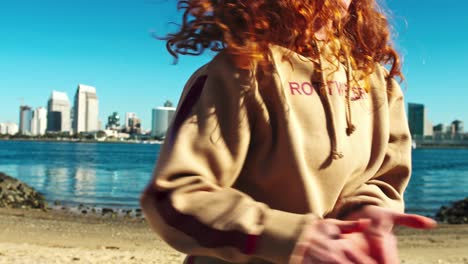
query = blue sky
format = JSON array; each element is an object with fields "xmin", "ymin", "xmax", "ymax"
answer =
[{"xmin": 1, "ymin": 0, "xmax": 467, "ymax": 130}]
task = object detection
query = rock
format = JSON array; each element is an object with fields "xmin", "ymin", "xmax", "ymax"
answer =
[
  {"xmin": 435, "ymin": 198, "xmax": 468, "ymax": 224},
  {"xmin": 0, "ymin": 172, "xmax": 47, "ymax": 209},
  {"xmin": 6, "ymin": 195, "xmax": 15, "ymax": 203},
  {"xmin": 102, "ymin": 208, "xmax": 114, "ymax": 215}
]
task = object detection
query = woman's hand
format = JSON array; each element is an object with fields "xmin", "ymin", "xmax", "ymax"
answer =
[
  {"xmin": 343, "ymin": 205, "xmax": 437, "ymax": 264},
  {"xmin": 289, "ymin": 218, "xmax": 377, "ymax": 264}
]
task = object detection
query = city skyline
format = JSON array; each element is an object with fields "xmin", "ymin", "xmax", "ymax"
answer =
[
  {"xmin": 7, "ymin": 85, "xmax": 176, "ymax": 134},
  {"xmin": 7, "ymin": 86, "xmax": 178, "ymax": 136},
  {"xmin": 1, "ymin": 0, "xmax": 467, "ymax": 128}
]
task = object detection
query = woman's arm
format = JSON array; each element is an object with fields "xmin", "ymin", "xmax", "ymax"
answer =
[{"xmin": 330, "ymin": 76, "xmax": 436, "ymax": 263}]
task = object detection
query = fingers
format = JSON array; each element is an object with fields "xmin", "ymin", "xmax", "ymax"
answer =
[
  {"xmin": 341, "ymin": 233, "xmax": 370, "ymax": 254},
  {"xmin": 290, "ymin": 219, "xmax": 377, "ymax": 264},
  {"xmin": 288, "ymin": 242, "xmax": 309, "ymax": 264},
  {"xmin": 363, "ymin": 228, "xmax": 399, "ymax": 264},
  {"xmin": 306, "ymin": 238, "xmax": 376, "ymax": 264},
  {"xmin": 342, "ymin": 243, "xmax": 378, "ymax": 264},
  {"xmin": 392, "ymin": 213, "xmax": 437, "ymax": 229},
  {"xmin": 329, "ymin": 219, "xmax": 372, "ymax": 234},
  {"xmin": 306, "ymin": 245, "xmax": 354, "ymax": 264},
  {"xmin": 351, "ymin": 205, "xmax": 437, "ymax": 230}
]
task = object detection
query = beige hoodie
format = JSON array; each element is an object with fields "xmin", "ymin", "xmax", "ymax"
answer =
[{"xmin": 141, "ymin": 44, "xmax": 412, "ymax": 264}]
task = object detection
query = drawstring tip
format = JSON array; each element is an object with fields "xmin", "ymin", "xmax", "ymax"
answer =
[
  {"xmin": 331, "ymin": 151, "xmax": 344, "ymax": 160},
  {"xmin": 346, "ymin": 124, "xmax": 356, "ymax": 136}
]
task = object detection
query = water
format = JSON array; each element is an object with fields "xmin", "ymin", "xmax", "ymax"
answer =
[
  {"xmin": 406, "ymin": 148, "xmax": 468, "ymax": 216},
  {"xmin": 0, "ymin": 140, "xmax": 159, "ymax": 209},
  {"xmin": 0, "ymin": 140, "xmax": 467, "ymax": 217}
]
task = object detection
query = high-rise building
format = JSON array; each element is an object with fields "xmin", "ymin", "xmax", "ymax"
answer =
[
  {"xmin": 0, "ymin": 123, "xmax": 19, "ymax": 135},
  {"xmin": 128, "ymin": 116, "xmax": 142, "ymax": 135},
  {"xmin": 151, "ymin": 106, "xmax": 176, "ymax": 138},
  {"xmin": 451, "ymin": 120, "xmax": 464, "ymax": 139},
  {"xmin": 425, "ymin": 119, "xmax": 433, "ymax": 137},
  {"xmin": 31, "ymin": 107, "xmax": 47, "ymax": 136},
  {"xmin": 433, "ymin": 123, "xmax": 445, "ymax": 140},
  {"xmin": 408, "ymin": 103, "xmax": 432, "ymax": 139},
  {"xmin": 125, "ymin": 112, "xmax": 137, "ymax": 129},
  {"xmin": 47, "ymin": 91, "xmax": 71, "ymax": 133},
  {"xmin": 19, "ymin": 105, "xmax": 33, "ymax": 135},
  {"xmin": 73, "ymin": 84, "xmax": 99, "ymax": 134}
]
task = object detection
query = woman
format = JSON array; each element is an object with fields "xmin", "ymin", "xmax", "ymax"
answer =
[{"xmin": 141, "ymin": 0, "xmax": 436, "ymax": 263}]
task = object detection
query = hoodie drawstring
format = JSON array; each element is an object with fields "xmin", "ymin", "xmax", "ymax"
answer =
[
  {"xmin": 345, "ymin": 57, "xmax": 356, "ymax": 136},
  {"xmin": 313, "ymin": 41, "xmax": 355, "ymax": 160}
]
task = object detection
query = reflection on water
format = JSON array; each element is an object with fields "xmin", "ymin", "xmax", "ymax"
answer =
[
  {"xmin": 0, "ymin": 141, "xmax": 467, "ymax": 216},
  {"xmin": 0, "ymin": 141, "xmax": 158, "ymax": 209},
  {"xmin": 45, "ymin": 167, "xmax": 69, "ymax": 195},
  {"xmin": 74, "ymin": 167, "xmax": 97, "ymax": 196}
]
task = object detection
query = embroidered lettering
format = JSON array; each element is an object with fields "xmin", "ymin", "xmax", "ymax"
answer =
[
  {"xmin": 289, "ymin": 82, "xmax": 302, "ymax": 95},
  {"xmin": 301, "ymin": 82, "xmax": 314, "ymax": 95},
  {"xmin": 337, "ymin": 82, "xmax": 345, "ymax": 96},
  {"xmin": 287, "ymin": 79, "xmax": 367, "ymax": 102}
]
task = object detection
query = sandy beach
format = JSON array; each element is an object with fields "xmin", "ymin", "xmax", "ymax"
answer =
[{"xmin": 0, "ymin": 208, "xmax": 467, "ymax": 264}]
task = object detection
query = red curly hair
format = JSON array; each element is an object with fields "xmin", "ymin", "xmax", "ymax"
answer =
[{"xmin": 164, "ymin": 0, "xmax": 402, "ymax": 81}]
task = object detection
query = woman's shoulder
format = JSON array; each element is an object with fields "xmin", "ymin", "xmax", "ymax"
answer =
[
  {"xmin": 368, "ymin": 63, "xmax": 405, "ymax": 104},
  {"xmin": 180, "ymin": 51, "xmax": 259, "ymax": 103}
]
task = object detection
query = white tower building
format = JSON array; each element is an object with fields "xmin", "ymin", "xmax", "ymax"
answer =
[
  {"xmin": 31, "ymin": 107, "xmax": 47, "ymax": 136},
  {"xmin": 0, "ymin": 123, "xmax": 19, "ymax": 135},
  {"xmin": 73, "ymin": 84, "xmax": 99, "ymax": 134},
  {"xmin": 151, "ymin": 106, "xmax": 176, "ymax": 138},
  {"xmin": 47, "ymin": 91, "xmax": 71, "ymax": 133}
]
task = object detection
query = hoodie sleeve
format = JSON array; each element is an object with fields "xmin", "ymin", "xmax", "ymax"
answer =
[
  {"xmin": 140, "ymin": 55, "xmax": 312, "ymax": 264},
  {"xmin": 329, "ymin": 77, "xmax": 412, "ymax": 218}
]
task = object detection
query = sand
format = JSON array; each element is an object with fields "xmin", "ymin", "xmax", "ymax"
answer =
[{"xmin": 0, "ymin": 208, "xmax": 467, "ymax": 264}]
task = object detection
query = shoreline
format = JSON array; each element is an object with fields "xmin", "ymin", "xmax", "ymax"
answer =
[
  {"xmin": 416, "ymin": 144, "xmax": 468, "ymax": 149},
  {"xmin": 0, "ymin": 208, "xmax": 467, "ymax": 263},
  {"xmin": 0, "ymin": 138, "xmax": 163, "ymax": 144},
  {"xmin": 2, "ymin": 138, "xmax": 468, "ymax": 148},
  {"xmin": 47, "ymin": 203, "xmax": 145, "ymax": 218}
]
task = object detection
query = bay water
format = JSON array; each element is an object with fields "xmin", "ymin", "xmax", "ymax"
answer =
[{"xmin": 0, "ymin": 140, "xmax": 467, "ymax": 217}]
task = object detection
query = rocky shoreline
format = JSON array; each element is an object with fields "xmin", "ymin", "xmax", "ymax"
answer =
[
  {"xmin": 0, "ymin": 172, "xmax": 143, "ymax": 218},
  {"xmin": 0, "ymin": 172, "xmax": 47, "ymax": 209},
  {"xmin": 2, "ymin": 171, "xmax": 467, "ymax": 223},
  {"xmin": 50, "ymin": 201, "xmax": 144, "ymax": 218},
  {"xmin": 436, "ymin": 198, "xmax": 468, "ymax": 224}
]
